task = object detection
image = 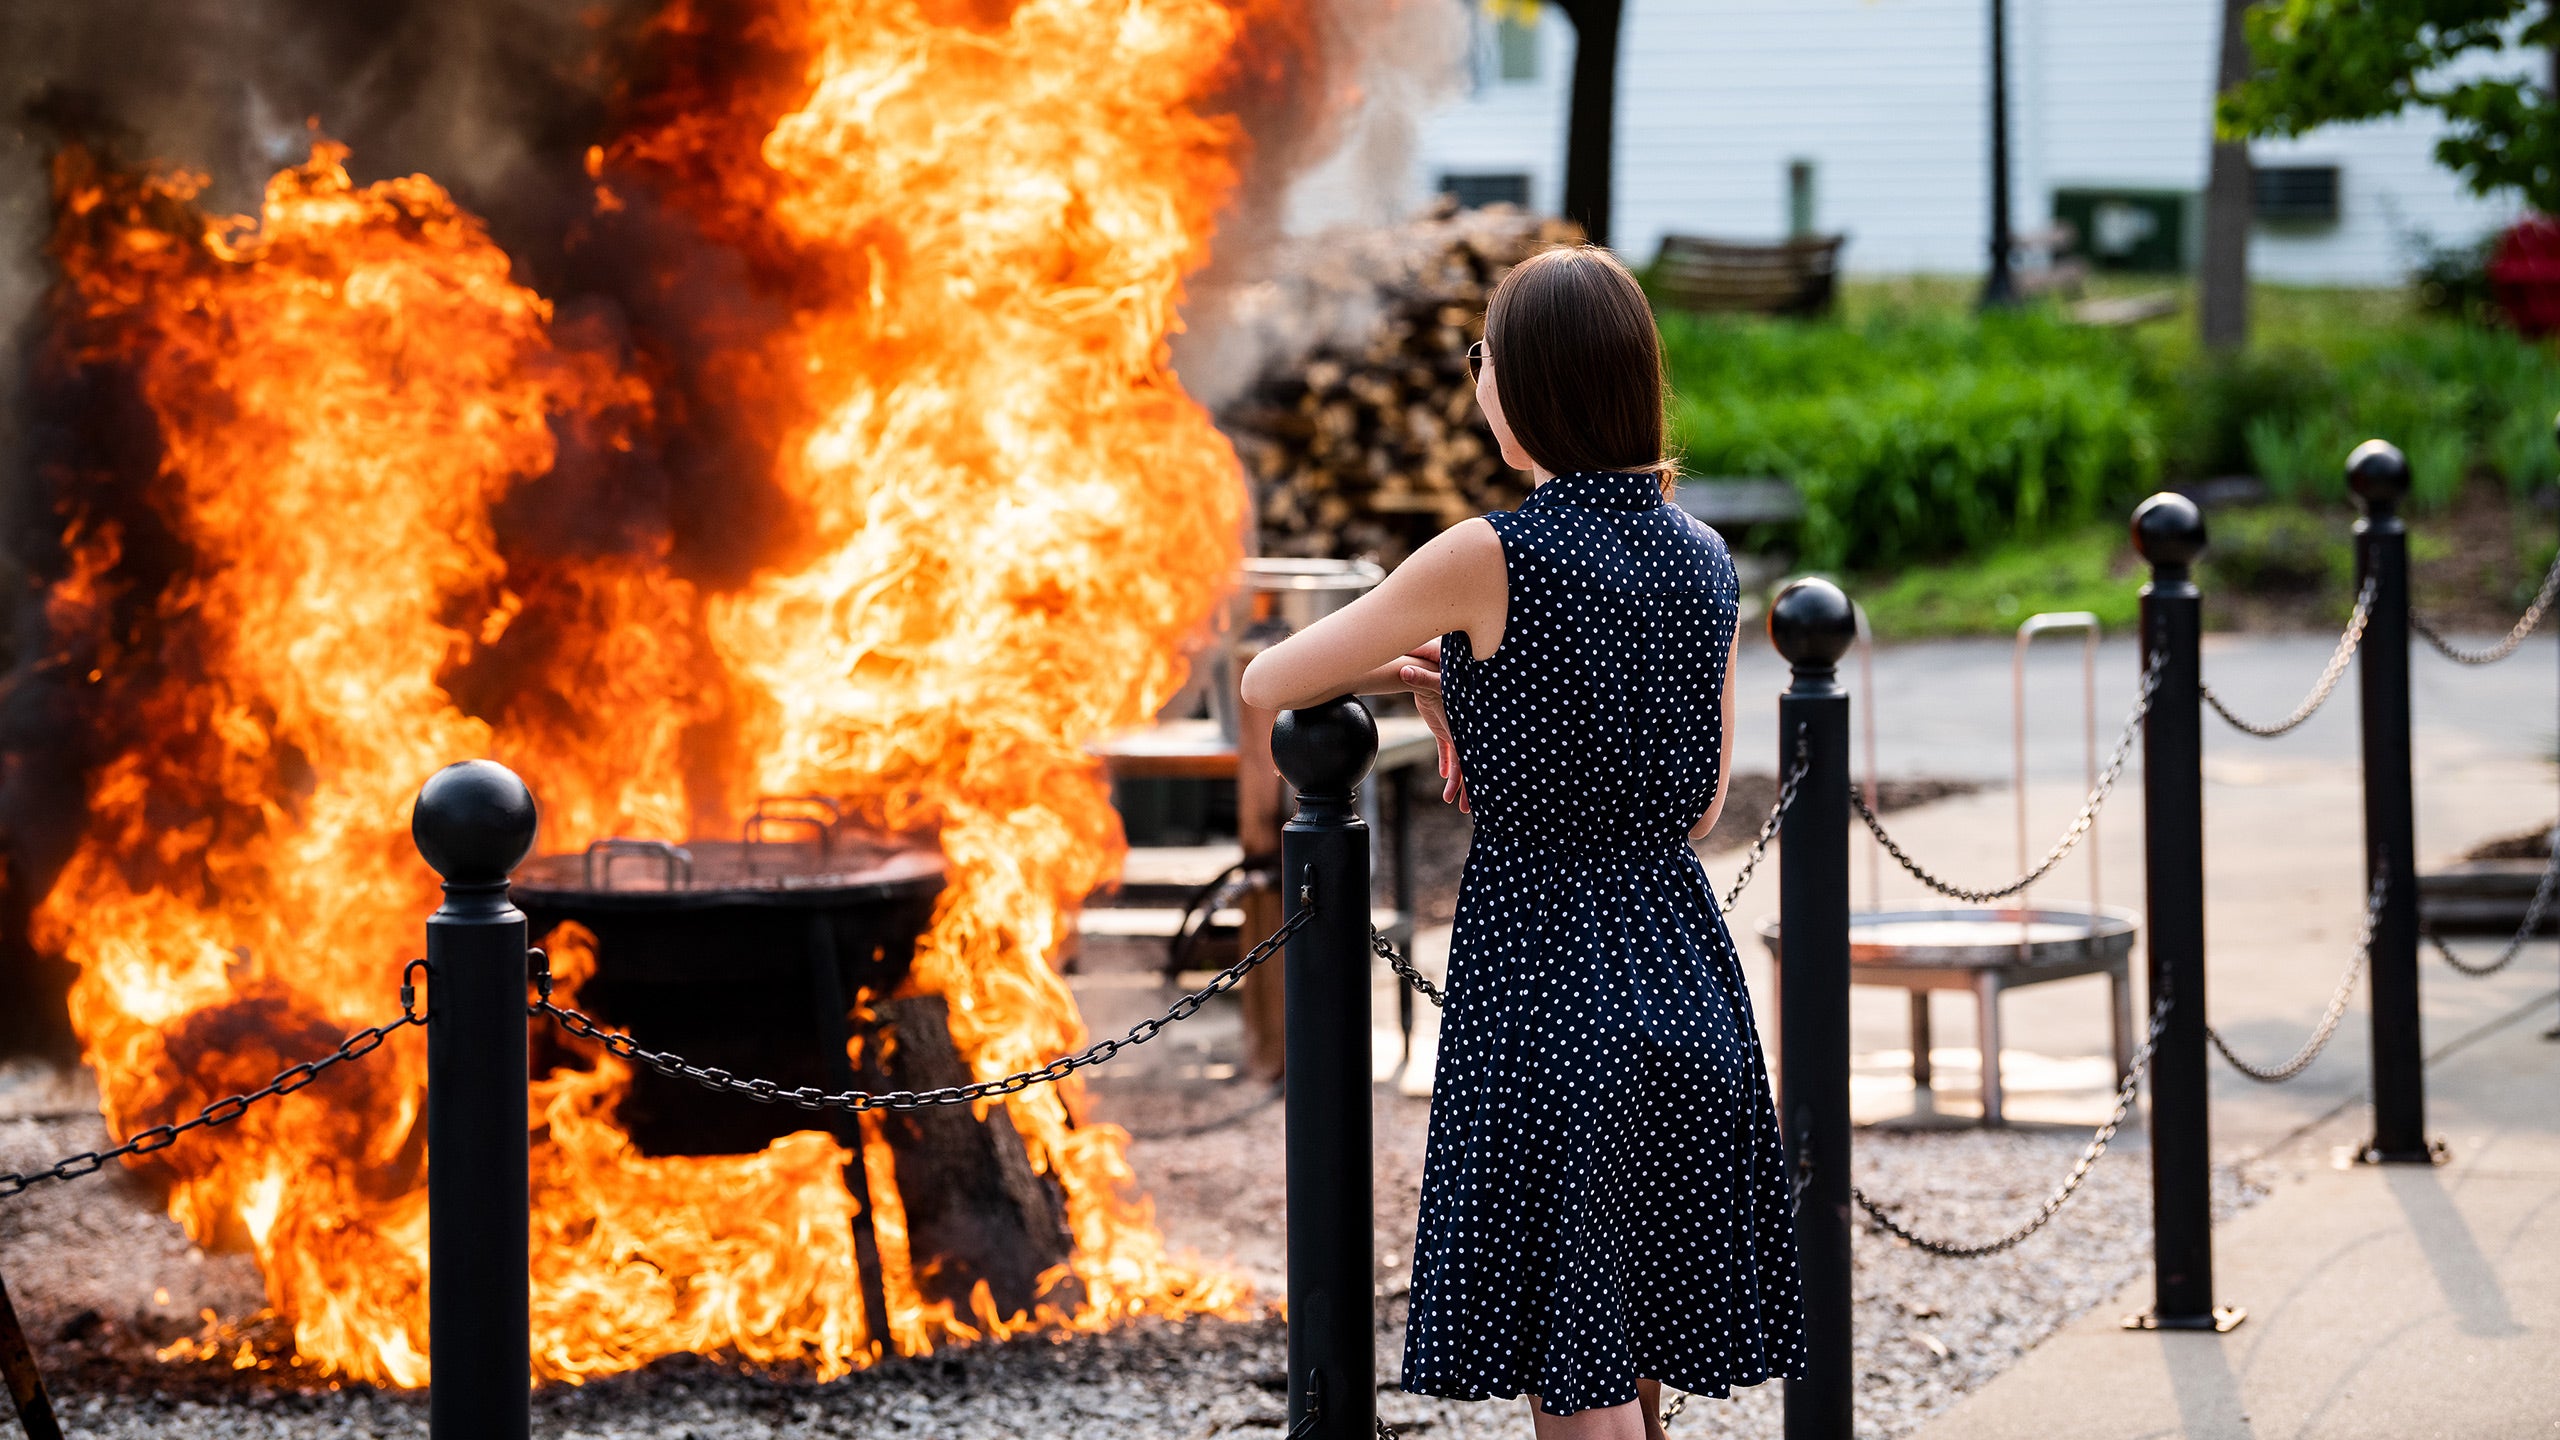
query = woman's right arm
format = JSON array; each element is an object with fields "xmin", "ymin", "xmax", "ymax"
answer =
[{"xmin": 1237, "ymin": 520, "xmax": 1507, "ymax": 713}]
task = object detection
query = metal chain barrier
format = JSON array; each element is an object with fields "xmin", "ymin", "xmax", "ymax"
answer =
[
  {"xmin": 533, "ymin": 900, "xmax": 1316, "ymax": 1112},
  {"xmin": 2426, "ymin": 828, "xmax": 2560, "ymax": 977},
  {"xmin": 1373, "ymin": 928, "xmax": 1444, "ymax": 1010},
  {"xmin": 1367, "ymin": 748, "xmax": 1808, "ymax": 1015},
  {"xmin": 1850, "ymin": 993, "xmax": 2169, "ymax": 1259},
  {"xmin": 2202, "ymin": 576, "xmax": 2375, "ymax": 738},
  {"xmin": 1715, "ymin": 729, "xmax": 1808, "ymax": 914},
  {"xmin": 2412, "ymin": 545, "xmax": 2560, "ymax": 666},
  {"xmin": 2206, "ymin": 870, "xmax": 2385, "ymax": 1084},
  {"xmin": 1853, "ymin": 656, "xmax": 2160, "ymax": 905},
  {"xmin": 0, "ymin": 961, "xmax": 431, "ymax": 1200}
]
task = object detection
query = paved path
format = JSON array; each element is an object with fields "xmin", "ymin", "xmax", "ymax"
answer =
[{"xmin": 1910, "ymin": 989, "xmax": 2560, "ymax": 1440}]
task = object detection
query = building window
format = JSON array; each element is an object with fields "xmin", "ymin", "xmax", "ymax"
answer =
[
  {"xmin": 1496, "ymin": 12, "xmax": 1540, "ymax": 82},
  {"xmin": 1442, "ymin": 172, "xmax": 1533, "ymax": 210},
  {"xmin": 1787, "ymin": 159, "xmax": 1818, "ymax": 238},
  {"xmin": 2254, "ymin": 165, "xmax": 2341, "ymax": 225}
]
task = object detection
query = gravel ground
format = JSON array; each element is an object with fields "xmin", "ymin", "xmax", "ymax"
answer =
[
  {"xmin": 2, "ymin": 768, "xmax": 2230, "ymax": 1440},
  {"xmin": 4, "ymin": 1058, "xmax": 2274, "ymax": 1440}
]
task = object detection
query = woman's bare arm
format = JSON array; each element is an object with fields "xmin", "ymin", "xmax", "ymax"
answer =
[
  {"xmin": 1238, "ymin": 520, "xmax": 1507, "ymax": 713},
  {"xmin": 1688, "ymin": 630, "xmax": 1742, "ymax": 840}
]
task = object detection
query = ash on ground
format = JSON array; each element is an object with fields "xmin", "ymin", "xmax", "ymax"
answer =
[{"xmin": 6, "ymin": 1054, "xmax": 2268, "ymax": 1439}]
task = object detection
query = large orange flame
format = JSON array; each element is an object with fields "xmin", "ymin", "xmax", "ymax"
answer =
[{"xmin": 34, "ymin": 0, "xmax": 1314, "ymax": 1386}]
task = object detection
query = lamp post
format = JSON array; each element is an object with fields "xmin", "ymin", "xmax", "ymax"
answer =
[{"xmin": 1981, "ymin": 0, "xmax": 2019, "ymax": 309}]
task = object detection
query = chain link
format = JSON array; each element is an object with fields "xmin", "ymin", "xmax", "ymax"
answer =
[
  {"xmin": 1372, "ymin": 929, "xmax": 1443, "ymax": 1010},
  {"xmin": 533, "ymin": 898, "xmax": 1315, "ymax": 1112},
  {"xmin": 1853, "ymin": 656, "xmax": 2159, "ymax": 905},
  {"xmin": 0, "ymin": 963, "xmax": 430, "ymax": 1201},
  {"xmin": 1851, "ymin": 992, "xmax": 2169, "ymax": 1259},
  {"xmin": 2202, "ymin": 576, "xmax": 2375, "ymax": 738},
  {"xmin": 1715, "ymin": 730, "xmax": 1807, "ymax": 914},
  {"xmin": 2426, "ymin": 827, "xmax": 2560, "ymax": 977},
  {"xmin": 2206, "ymin": 869, "xmax": 2385, "ymax": 1083},
  {"xmin": 2412, "ymin": 545, "xmax": 2560, "ymax": 666}
]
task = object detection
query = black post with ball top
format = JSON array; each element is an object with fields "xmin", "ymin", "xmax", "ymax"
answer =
[
  {"xmin": 2347, "ymin": 441, "xmax": 2436, "ymax": 1164},
  {"xmin": 1273, "ymin": 696, "xmax": 1379, "ymax": 1440},
  {"xmin": 1768, "ymin": 578, "xmax": 1856, "ymax": 1440},
  {"xmin": 2128, "ymin": 494, "xmax": 2241, "ymax": 1332},
  {"xmin": 414, "ymin": 759, "xmax": 539, "ymax": 1440}
]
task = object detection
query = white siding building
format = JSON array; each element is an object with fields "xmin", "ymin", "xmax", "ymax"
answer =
[{"xmin": 1396, "ymin": 0, "xmax": 2531, "ymax": 285}]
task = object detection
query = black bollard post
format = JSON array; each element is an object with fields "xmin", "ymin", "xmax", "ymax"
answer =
[
  {"xmin": 2347, "ymin": 442, "xmax": 2436, "ymax": 1163},
  {"xmin": 1272, "ymin": 697, "xmax": 1379, "ymax": 1440},
  {"xmin": 413, "ymin": 760, "xmax": 539, "ymax": 1440},
  {"xmin": 2127, "ymin": 495, "xmax": 2240, "ymax": 1331},
  {"xmin": 1769, "ymin": 579, "xmax": 1856, "ymax": 1440}
]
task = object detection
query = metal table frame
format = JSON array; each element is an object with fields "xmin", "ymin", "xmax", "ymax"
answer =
[{"xmin": 1093, "ymin": 714, "xmax": 1440, "ymax": 1047}]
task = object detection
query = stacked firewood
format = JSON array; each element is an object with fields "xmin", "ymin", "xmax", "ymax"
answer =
[{"xmin": 1220, "ymin": 203, "xmax": 1583, "ymax": 565}]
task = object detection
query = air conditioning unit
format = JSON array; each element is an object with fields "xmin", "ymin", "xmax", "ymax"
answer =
[{"xmin": 2051, "ymin": 189, "xmax": 2192, "ymax": 273}]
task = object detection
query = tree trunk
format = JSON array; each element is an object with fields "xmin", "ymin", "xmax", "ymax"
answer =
[
  {"xmin": 2201, "ymin": 0, "xmax": 2255, "ymax": 351},
  {"xmin": 1551, "ymin": 0, "xmax": 1622, "ymax": 248}
]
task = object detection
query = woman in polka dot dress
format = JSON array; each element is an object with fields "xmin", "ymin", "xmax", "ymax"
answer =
[{"xmin": 1242, "ymin": 245, "xmax": 1807, "ymax": 1437}]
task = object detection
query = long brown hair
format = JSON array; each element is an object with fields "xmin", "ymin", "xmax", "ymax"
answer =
[{"xmin": 1483, "ymin": 244, "xmax": 1679, "ymax": 497}]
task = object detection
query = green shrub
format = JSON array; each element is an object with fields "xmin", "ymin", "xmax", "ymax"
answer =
[
  {"xmin": 2160, "ymin": 346, "xmax": 2336, "ymax": 481},
  {"xmin": 1664, "ymin": 308, "xmax": 2159, "ymax": 570},
  {"xmin": 1656, "ymin": 283, "xmax": 2560, "ymax": 573}
]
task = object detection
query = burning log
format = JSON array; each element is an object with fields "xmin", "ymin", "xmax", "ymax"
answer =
[
  {"xmin": 864, "ymin": 995, "xmax": 1078, "ymax": 1325},
  {"xmin": 1220, "ymin": 204, "xmax": 1583, "ymax": 567}
]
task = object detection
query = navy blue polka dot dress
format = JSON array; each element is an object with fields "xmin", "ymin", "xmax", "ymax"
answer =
[{"xmin": 1401, "ymin": 468, "xmax": 1807, "ymax": 1416}]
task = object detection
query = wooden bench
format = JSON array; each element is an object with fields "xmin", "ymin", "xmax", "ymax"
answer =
[{"xmin": 1651, "ymin": 232, "xmax": 1847, "ymax": 317}]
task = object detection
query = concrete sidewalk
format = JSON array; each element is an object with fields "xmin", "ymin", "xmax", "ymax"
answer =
[{"xmin": 1912, "ymin": 990, "xmax": 2560, "ymax": 1440}]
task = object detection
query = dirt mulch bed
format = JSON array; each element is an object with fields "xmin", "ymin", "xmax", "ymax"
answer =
[
  {"xmin": 2203, "ymin": 482, "xmax": 2558, "ymax": 636},
  {"xmin": 2465, "ymin": 824, "xmax": 2555, "ymax": 861}
]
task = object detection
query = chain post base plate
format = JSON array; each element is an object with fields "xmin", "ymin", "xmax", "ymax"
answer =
[
  {"xmin": 2349, "ymin": 1136, "xmax": 2451, "ymax": 1167},
  {"xmin": 2120, "ymin": 1305, "xmax": 2246, "ymax": 1334}
]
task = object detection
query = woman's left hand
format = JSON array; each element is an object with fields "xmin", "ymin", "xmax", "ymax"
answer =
[{"xmin": 1399, "ymin": 648, "xmax": 1468, "ymax": 812}]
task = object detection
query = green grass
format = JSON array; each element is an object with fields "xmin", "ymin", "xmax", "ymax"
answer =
[{"xmin": 1848, "ymin": 519, "xmax": 2142, "ymax": 640}]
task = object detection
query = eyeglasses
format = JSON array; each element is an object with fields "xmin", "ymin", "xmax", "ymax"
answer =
[{"xmin": 1466, "ymin": 339, "xmax": 1488, "ymax": 382}]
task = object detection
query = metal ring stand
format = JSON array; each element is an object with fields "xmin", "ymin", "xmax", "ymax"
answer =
[{"xmin": 1763, "ymin": 610, "xmax": 2140, "ymax": 1125}]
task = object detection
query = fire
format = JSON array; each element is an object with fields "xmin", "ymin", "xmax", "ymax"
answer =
[{"xmin": 32, "ymin": 0, "xmax": 1319, "ymax": 1387}]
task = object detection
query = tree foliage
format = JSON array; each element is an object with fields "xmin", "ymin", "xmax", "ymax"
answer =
[{"xmin": 2222, "ymin": 0, "xmax": 2560, "ymax": 212}]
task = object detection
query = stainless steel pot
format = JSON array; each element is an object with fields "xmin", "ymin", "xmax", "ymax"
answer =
[
  {"xmin": 1234, "ymin": 557, "xmax": 1387, "ymax": 632},
  {"xmin": 1158, "ymin": 557, "xmax": 1385, "ymax": 741}
]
